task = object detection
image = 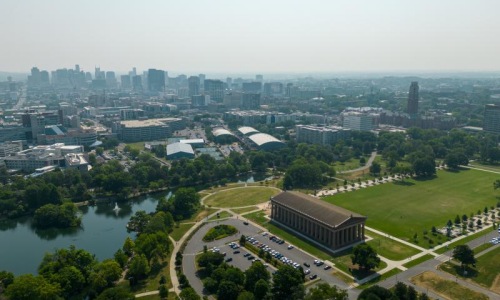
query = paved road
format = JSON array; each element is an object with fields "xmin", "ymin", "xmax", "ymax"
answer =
[{"xmin": 339, "ymin": 151, "xmax": 377, "ymax": 174}]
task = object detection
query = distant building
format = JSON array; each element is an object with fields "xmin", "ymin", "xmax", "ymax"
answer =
[
  {"xmin": 3, "ymin": 143, "xmax": 88, "ymax": 172},
  {"xmin": 113, "ymin": 118, "xmax": 186, "ymax": 142},
  {"xmin": 0, "ymin": 141, "xmax": 24, "ymax": 158},
  {"xmin": 263, "ymin": 82, "xmax": 283, "ymax": 97},
  {"xmin": 247, "ymin": 133, "xmax": 285, "ymax": 151},
  {"xmin": 407, "ymin": 82, "xmax": 419, "ymax": 116},
  {"xmin": 204, "ymin": 79, "xmax": 224, "ymax": 102},
  {"xmin": 242, "ymin": 82, "xmax": 262, "ymax": 93},
  {"xmin": 271, "ymin": 191, "xmax": 366, "ymax": 251},
  {"xmin": 166, "ymin": 142, "xmax": 195, "ymax": 160},
  {"xmin": 188, "ymin": 76, "xmax": 200, "ymax": 97},
  {"xmin": 295, "ymin": 125, "xmax": 350, "ymax": 146},
  {"xmin": 342, "ymin": 112, "xmax": 374, "ymax": 131},
  {"xmin": 132, "ymin": 75, "xmax": 143, "ymax": 91},
  {"xmin": 120, "ymin": 109, "xmax": 145, "ymax": 120},
  {"xmin": 191, "ymin": 95, "xmax": 209, "ymax": 107},
  {"xmin": 241, "ymin": 93, "xmax": 261, "ymax": 110},
  {"xmin": 484, "ymin": 104, "xmax": 500, "ymax": 134},
  {"xmin": 255, "ymin": 74, "xmax": 263, "ymax": 82},
  {"xmin": 148, "ymin": 69, "xmax": 166, "ymax": 92},
  {"xmin": 179, "ymin": 138, "xmax": 205, "ymax": 148},
  {"xmin": 121, "ymin": 75, "xmax": 131, "ymax": 89}
]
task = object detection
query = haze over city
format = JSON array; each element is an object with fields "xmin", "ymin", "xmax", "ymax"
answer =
[{"xmin": 2, "ymin": 0, "xmax": 500, "ymax": 75}]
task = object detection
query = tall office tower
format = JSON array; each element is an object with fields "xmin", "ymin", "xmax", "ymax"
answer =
[
  {"xmin": 28, "ymin": 67, "xmax": 41, "ymax": 86},
  {"xmin": 264, "ymin": 82, "xmax": 283, "ymax": 96},
  {"xmin": 199, "ymin": 74, "xmax": 206, "ymax": 88},
  {"xmin": 147, "ymin": 69, "xmax": 165, "ymax": 92},
  {"xmin": 132, "ymin": 75, "xmax": 143, "ymax": 91},
  {"xmin": 40, "ymin": 71, "xmax": 50, "ymax": 85},
  {"xmin": 256, "ymin": 74, "xmax": 263, "ymax": 82},
  {"xmin": 484, "ymin": 104, "xmax": 500, "ymax": 134},
  {"xmin": 226, "ymin": 77, "xmax": 232, "ymax": 88},
  {"xmin": 188, "ymin": 76, "xmax": 200, "ymax": 97},
  {"xmin": 85, "ymin": 72, "xmax": 92, "ymax": 81},
  {"xmin": 241, "ymin": 93, "xmax": 261, "ymax": 109},
  {"xmin": 121, "ymin": 75, "xmax": 131, "ymax": 89},
  {"xmin": 407, "ymin": 81, "xmax": 419, "ymax": 116},
  {"xmin": 75, "ymin": 64, "xmax": 80, "ymax": 72},
  {"xmin": 105, "ymin": 71, "xmax": 117, "ymax": 88},
  {"xmin": 204, "ymin": 79, "xmax": 224, "ymax": 102},
  {"xmin": 95, "ymin": 67, "xmax": 104, "ymax": 79},
  {"xmin": 242, "ymin": 82, "xmax": 262, "ymax": 93}
]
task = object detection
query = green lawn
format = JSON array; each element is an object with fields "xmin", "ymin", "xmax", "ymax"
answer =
[
  {"xmin": 125, "ymin": 141, "xmax": 145, "ymax": 152},
  {"xmin": 323, "ymin": 169, "xmax": 499, "ymax": 244},
  {"xmin": 208, "ymin": 211, "xmax": 232, "ymax": 221},
  {"xmin": 434, "ymin": 227, "xmax": 494, "ymax": 254},
  {"xmin": 204, "ymin": 186, "xmax": 280, "ymax": 208},
  {"xmin": 402, "ymin": 254, "xmax": 435, "ymax": 268},
  {"xmin": 469, "ymin": 161, "xmax": 500, "ymax": 172},
  {"xmin": 182, "ymin": 207, "xmax": 218, "ymax": 223},
  {"xmin": 357, "ymin": 268, "xmax": 402, "ymax": 289},
  {"xmin": 170, "ymin": 223, "xmax": 194, "ymax": 241},
  {"xmin": 231, "ymin": 206, "xmax": 259, "ymax": 214},
  {"xmin": 411, "ymin": 271, "xmax": 489, "ymax": 300},
  {"xmin": 366, "ymin": 230, "xmax": 421, "ymax": 261},
  {"xmin": 439, "ymin": 246, "xmax": 500, "ymax": 291}
]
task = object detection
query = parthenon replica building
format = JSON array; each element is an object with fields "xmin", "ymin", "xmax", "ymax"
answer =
[{"xmin": 270, "ymin": 191, "xmax": 366, "ymax": 250}]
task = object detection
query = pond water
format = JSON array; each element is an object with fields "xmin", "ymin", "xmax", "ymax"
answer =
[{"xmin": 0, "ymin": 194, "xmax": 165, "ymax": 275}]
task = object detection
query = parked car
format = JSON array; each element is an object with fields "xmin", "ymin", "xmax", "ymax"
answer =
[
  {"xmin": 233, "ymin": 250, "xmax": 240, "ymax": 254},
  {"xmin": 225, "ymin": 257, "xmax": 233, "ymax": 262},
  {"xmin": 304, "ymin": 262, "xmax": 310, "ymax": 267},
  {"xmin": 309, "ymin": 274, "xmax": 318, "ymax": 280},
  {"xmin": 324, "ymin": 265, "xmax": 332, "ymax": 270}
]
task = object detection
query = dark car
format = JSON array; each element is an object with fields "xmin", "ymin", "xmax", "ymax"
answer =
[
  {"xmin": 324, "ymin": 265, "xmax": 331, "ymax": 270},
  {"xmin": 309, "ymin": 274, "xmax": 318, "ymax": 280},
  {"xmin": 243, "ymin": 221, "xmax": 249, "ymax": 225},
  {"xmin": 225, "ymin": 257, "xmax": 233, "ymax": 262},
  {"xmin": 233, "ymin": 250, "xmax": 240, "ymax": 254},
  {"xmin": 304, "ymin": 262, "xmax": 310, "ymax": 267},
  {"xmin": 243, "ymin": 253, "xmax": 250, "ymax": 257}
]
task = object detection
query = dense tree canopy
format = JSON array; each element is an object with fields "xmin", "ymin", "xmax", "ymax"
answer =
[{"xmin": 351, "ymin": 244, "xmax": 381, "ymax": 271}]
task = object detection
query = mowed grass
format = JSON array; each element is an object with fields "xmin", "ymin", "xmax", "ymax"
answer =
[
  {"xmin": 411, "ymin": 271, "xmax": 489, "ymax": 300},
  {"xmin": 323, "ymin": 169, "xmax": 499, "ymax": 243},
  {"xmin": 365, "ymin": 229, "xmax": 420, "ymax": 261},
  {"xmin": 402, "ymin": 254, "xmax": 435, "ymax": 268},
  {"xmin": 204, "ymin": 186, "xmax": 280, "ymax": 208},
  {"xmin": 439, "ymin": 246, "xmax": 500, "ymax": 291},
  {"xmin": 170, "ymin": 223, "xmax": 194, "ymax": 241},
  {"xmin": 231, "ymin": 206, "xmax": 259, "ymax": 214}
]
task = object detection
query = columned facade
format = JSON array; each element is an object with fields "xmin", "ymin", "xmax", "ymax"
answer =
[{"xmin": 270, "ymin": 191, "xmax": 366, "ymax": 250}]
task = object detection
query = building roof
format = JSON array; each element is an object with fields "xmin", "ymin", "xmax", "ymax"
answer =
[
  {"xmin": 119, "ymin": 118, "xmax": 182, "ymax": 128},
  {"xmin": 271, "ymin": 191, "xmax": 366, "ymax": 228},
  {"xmin": 238, "ymin": 126, "xmax": 259, "ymax": 135},
  {"xmin": 247, "ymin": 133, "xmax": 283, "ymax": 147},
  {"xmin": 180, "ymin": 138, "xmax": 205, "ymax": 144},
  {"xmin": 166, "ymin": 142, "xmax": 194, "ymax": 156},
  {"xmin": 213, "ymin": 128, "xmax": 234, "ymax": 137}
]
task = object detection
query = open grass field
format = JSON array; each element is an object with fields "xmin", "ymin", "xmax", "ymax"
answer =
[
  {"xmin": 402, "ymin": 254, "xmax": 435, "ymax": 268},
  {"xmin": 170, "ymin": 223, "xmax": 194, "ymax": 241},
  {"xmin": 204, "ymin": 186, "xmax": 280, "ymax": 207},
  {"xmin": 469, "ymin": 161, "xmax": 500, "ymax": 172},
  {"xmin": 208, "ymin": 210, "xmax": 232, "ymax": 220},
  {"xmin": 411, "ymin": 271, "xmax": 489, "ymax": 300},
  {"xmin": 439, "ymin": 246, "xmax": 500, "ymax": 292},
  {"xmin": 365, "ymin": 229, "xmax": 421, "ymax": 261},
  {"xmin": 323, "ymin": 169, "xmax": 499, "ymax": 244},
  {"xmin": 231, "ymin": 206, "xmax": 259, "ymax": 214}
]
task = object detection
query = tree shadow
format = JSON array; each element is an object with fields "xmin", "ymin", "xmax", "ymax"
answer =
[
  {"xmin": 413, "ymin": 175, "xmax": 438, "ymax": 182},
  {"xmin": 443, "ymin": 167, "xmax": 470, "ymax": 173}
]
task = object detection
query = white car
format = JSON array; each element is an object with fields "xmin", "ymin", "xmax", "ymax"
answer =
[{"xmin": 287, "ymin": 245, "xmax": 294, "ymax": 250}]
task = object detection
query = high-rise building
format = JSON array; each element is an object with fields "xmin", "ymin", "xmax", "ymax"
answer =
[
  {"xmin": 255, "ymin": 74, "xmax": 263, "ymax": 82},
  {"xmin": 484, "ymin": 104, "xmax": 500, "ymax": 134},
  {"xmin": 204, "ymin": 79, "xmax": 224, "ymax": 102},
  {"xmin": 264, "ymin": 82, "xmax": 283, "ymax": 96},
  {"xmin": 241, "ymin": 93, "xmax": 261, "ymax": 109},
  {"xmin": 121, "ymin": 75, "xmax": 131, "ymax": 89},
  {"xmin": 407, "ymin": 81, "xmax": 419, "ymax": 116},
  {"xmin": 132, "ymin": 75, "xmax": 143, "ymax": 91},
  {"xmin": 242, "ymin": 82, "xmax": 262, "ymax": 93},
  {"xmin": 199, "ymin": 74, "xmax": 206, "ymax": 88},
  {"xmin": 147, "ymin": 69, "xmax": 165, "ymax": 92},
  {"xmin": 188, "ymin": 76, "xmax": 200, "ymax": 97},
  {"xmin": 342, "ymin": 112, "xmax": 374, "ymax": 131},
  {"xmin": 105, "ymin": 71, "xmax": 117, "ymax": 88}
]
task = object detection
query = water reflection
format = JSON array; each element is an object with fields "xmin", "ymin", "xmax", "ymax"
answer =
[{"xmin": 32, "ymin": 225, "xmax": 80, "ymax": 241}]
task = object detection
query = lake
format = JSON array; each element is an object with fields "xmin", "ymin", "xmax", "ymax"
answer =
[{"xmin": 0, "ymin": 193, "xmax": 165, "ymax": 275}]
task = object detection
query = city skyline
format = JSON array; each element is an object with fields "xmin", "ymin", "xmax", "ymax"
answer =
[{"xmin": 1, "ymin": 0, "xmax": 500, "ymax": 74}]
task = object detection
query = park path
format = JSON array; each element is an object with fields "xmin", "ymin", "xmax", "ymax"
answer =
[{"xmin": 339, "ymin": 151, "xmax": 377, "ymax": 174}]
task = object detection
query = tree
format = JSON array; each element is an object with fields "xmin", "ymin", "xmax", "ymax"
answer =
[
  {"xmin": 217, "ymin": 280, "xmax": 240, "ymax": 300},
  {"xmin": 305, "ymin": 283, "xmax": 348, "ymax": 300},
  {"xmin": 0, "ymin": 270, "xmax": 14, "ymax": 289},
  {"xmin": 114, "ymin": 249, "xmax": 128, "ymax": 268},
  {"xmin": 254, "ymin": 279, "xmax": 270, "ymax": 300},
  {"xmin": 494, "ymin": 179, "xmax": 500, "ymax": 190},
  {"xmin": 358, "ymin": 285, "xmax": 393, "ymax": 300},
  {"xmin": 271, "ymin": 264, "xmax": 304, "ymax": 300},
  {"xmin": 123, "ymin": 237, "xmax": 135, "ymax": 256},
  {"xmin": 172, "ymin": 188, "xmax": 201, "ymax": 219},
  {"xmin": 127, "ymin": 254, "xmax": 150, "ymax": 282},
  {"xmin": 454, "ymin": 215, "xmax": 461, "ymax": 225},
  {"xmin": 444, "ymin": 150, "xmax": 468, "ymax": 169},
  {"xmin": 369, "ymin": 162, "xmax": 381, "ymax": 176},
  {"xmin": 237, "ymin": 291, "xmax": 256, "ymax": 300},
  {"xmin": 351, "ymin": 244, "xmax": 380, "ymax": 271},
  {"xmin": 452, "ymin": 245, "xmax": 476, "ymax": 269},
  {"xmin": 393, "ymin": 281, "xmax": 407, "ymax": 299},
  {"xmin": 96, "ymin": 286, "xmax": 135, "ymax": 300},
  {"xmin": 159, "ymin": 284, "xmax": 169, "ymax": 299},
  {"xmin": 5, "ymin": 274, "xmax": 62, "ymax": 300},
  {"xmin": 245, "ymin": 261, "xmax": 270, "ymax": 291},
  {"xmin": 90, "ymin": 259, "xmax": 122, "ymax": 293},
  {"xmin": 179, "ymin": 287, "xmax": 201, "ymax": 300}
]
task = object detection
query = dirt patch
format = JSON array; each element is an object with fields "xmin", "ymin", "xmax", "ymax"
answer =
[
  {"xmin": 411, "ymin": 271, "xmax": 489, "ymax": 300},
  {"xmin": 491, "ymin": 274, "xmax": 500, "ymax": 294}
]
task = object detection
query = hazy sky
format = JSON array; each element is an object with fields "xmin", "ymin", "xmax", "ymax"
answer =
[{"xmin": 2, "ymin": 0, "xmax": 500, "ymax": 74}]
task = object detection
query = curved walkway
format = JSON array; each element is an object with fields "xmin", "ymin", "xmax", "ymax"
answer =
[{"xmin": 339, "ymin": 151, "xmax": 377, "ymax": 174}]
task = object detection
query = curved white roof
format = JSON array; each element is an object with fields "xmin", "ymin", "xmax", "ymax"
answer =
[
  {"xmin": 248, "ymin": 133, "xmax": 282, "ymax": 146},
  {"xmin": 167, "ymin": 142, "xmax": 194, "ymax": 155},
  {"xmin": 238, "ymin": 126, "xmax": 259, "ymax": 135},
  {"xmin": 213, "ymin": 128, "xmax": 234, "ymax": 137}
]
